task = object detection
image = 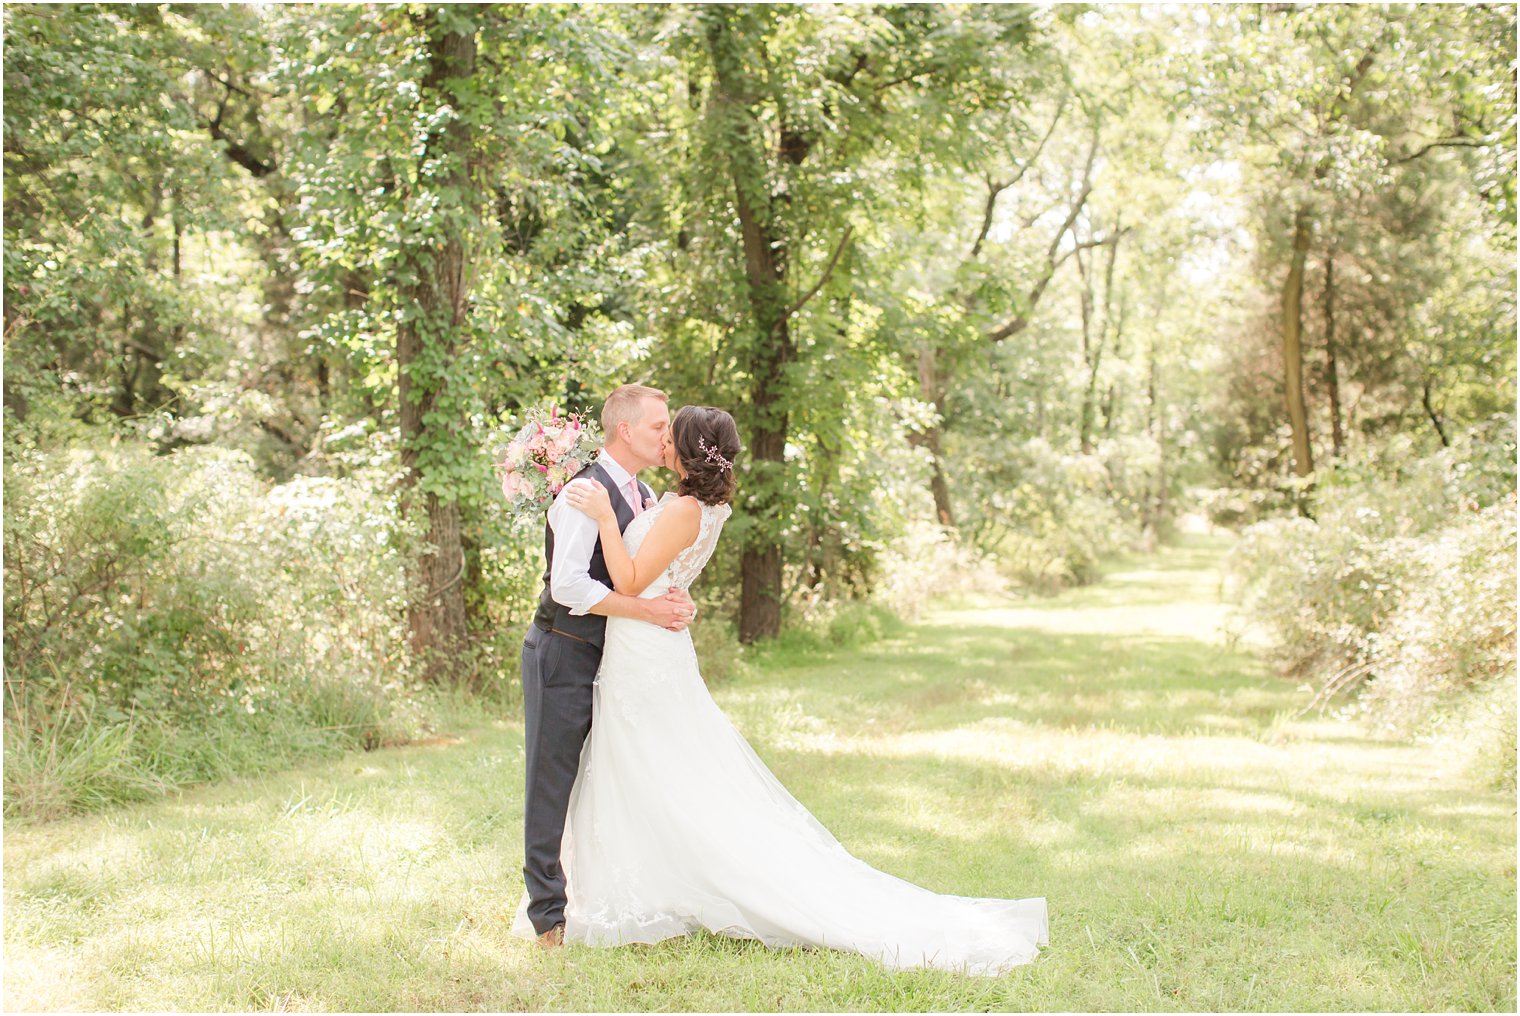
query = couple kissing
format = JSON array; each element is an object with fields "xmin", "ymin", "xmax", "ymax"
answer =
[{"xmin": 512, "ymin": 383, "xmax": 1047, "ymax": 976}]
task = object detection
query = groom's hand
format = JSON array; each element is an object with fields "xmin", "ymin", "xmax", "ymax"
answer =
[{"xmin": 645, "ymin": 587, "xmax": 696, "ymax": 632}]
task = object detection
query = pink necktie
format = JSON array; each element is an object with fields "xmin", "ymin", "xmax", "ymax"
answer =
[{"xmin": 626, "ymin": 479, "xmax": 642, "ymax": 516}]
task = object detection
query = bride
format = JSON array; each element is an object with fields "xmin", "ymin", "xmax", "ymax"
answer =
[{"xmin": 511, "ymin": 405, "xmax": 1047, "ymax": 976}]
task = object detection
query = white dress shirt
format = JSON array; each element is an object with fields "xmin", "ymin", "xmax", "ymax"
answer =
[{"xmin": 547, "ymin": 450, "xmax": 647, "ymax": 616}]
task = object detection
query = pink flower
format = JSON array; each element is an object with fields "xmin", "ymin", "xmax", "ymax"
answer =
[{"xmin": 493, "ymin": 408, "xmax": 604, "ymax": 519}]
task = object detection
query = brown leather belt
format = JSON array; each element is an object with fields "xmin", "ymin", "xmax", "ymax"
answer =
[{"xmin": 548, "ymin": 627, "xmax": 591, "ymax": 644}]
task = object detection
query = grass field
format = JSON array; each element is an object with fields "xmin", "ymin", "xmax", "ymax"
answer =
[{"xmin": 5, "ymin": 535, "xmax": 1514, "ymax": 1011}]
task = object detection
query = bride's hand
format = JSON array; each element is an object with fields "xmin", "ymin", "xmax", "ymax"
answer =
[{"xmin": 564, "ymin": 479, "xmax": 616, "ymax": 523}]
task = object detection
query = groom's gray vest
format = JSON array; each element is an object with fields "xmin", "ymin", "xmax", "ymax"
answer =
[{"xmin": 532, "ymin": 461, "xmax": 647, "ymax": 649}]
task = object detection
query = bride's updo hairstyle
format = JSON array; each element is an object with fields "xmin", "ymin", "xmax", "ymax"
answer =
[{"xmin": 671, "ymin": 405, "xmax": 741, "ymax": 506}]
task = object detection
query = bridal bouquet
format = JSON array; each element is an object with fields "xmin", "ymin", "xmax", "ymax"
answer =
[{"xmin": 493, "ymin": 406, "xmax": 602, "ymax": 522}]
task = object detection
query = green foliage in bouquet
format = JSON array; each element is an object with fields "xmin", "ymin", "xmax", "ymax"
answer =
[{"xmin": 488, "ymin": 406, "xmax": 603, "ymax": 525}]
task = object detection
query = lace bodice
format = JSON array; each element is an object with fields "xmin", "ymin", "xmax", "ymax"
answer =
[{"xmin": 621, "ymin": 492, "xmax": 731, "ymax": 592}]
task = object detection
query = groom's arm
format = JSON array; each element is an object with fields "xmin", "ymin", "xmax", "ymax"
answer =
[
  {"xmin": 547, "ymin": 493, "xmax": 693, "ymax": 630},
  {"xmin": 547, "ymin": 494, "xmax": 611, "ymax": 616},
  {"xmin": 589, "ymin": 587, "xmax": 693, "ymax": 630}
]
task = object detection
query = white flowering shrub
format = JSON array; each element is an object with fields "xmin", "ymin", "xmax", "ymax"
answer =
[
  {"xmin": 1226, "ymin": 418, "xmax": 1516, "ymax": 781},
  {"xmin": 1359, "ymin": 502, "xmax": 1516, "ymax": 723},
  {"xmin": 872, "ymin": 519, "xmax": 1008, "ymax": 621},
  {"xmin": 3, "ymin": 440, "xmax": 432, "ymax": 818},
  {"xmin": 958, "ymin": 436, "xmax": 1136, "ymax": 589}
]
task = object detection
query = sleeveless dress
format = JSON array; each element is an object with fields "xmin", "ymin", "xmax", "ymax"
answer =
[{"xmin": 513, "ymin": 493, "xmax": 1048, "ymax": 975}]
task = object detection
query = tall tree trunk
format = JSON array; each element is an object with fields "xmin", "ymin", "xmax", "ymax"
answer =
[
  {"xmin": 1100, "ymin": 241, "xmax": 1125, "ymax": 439},
  {"xmin": 1323, "ymin": 244, "xmax": 1345, "ymax": 459},
  {"xmin": 396, "ymin": 10, "xmax": 476, "ymax": 683},
  {"xmin": 1076, "ymin": 244, "xmax": 1100, "ymax": 455},
  {"xmin": 735, "ymin": 221, "xmax": 789, "ymax": 644},
  {"xmin": 1148, "ymin": 278, "xmax": 1170, "ymax": 535},
  {"xmin": 916, "ymin": 346, "xmax": 956, "ymax": 526},
  {"xmin": 1142, "ymin": 339, "xmax": 1165, "ymax": 543},
  {"xmin": 706, "ymin": 10, "xmax": 795, "ymax": 644},
  {"xmin": 1076, "ymin": 227, "xmax": 1121, "ymax": 456},
  {"xmin": 739, "ymin": 319, "xmax": 788, "ymax": 643},
  {"xmin": 924, "ymin": 427, "xmax": 955, "ymax": 527},
  {"xmin": 1281, "ymin": 206, "xmax": 1315, "ymax": 511},
  {"xmin": 114, "ymin": 295, "xmax": 139, "ymax": 418},
  {"xmin": 113, "ymin": 182, "xmax": 168, "ymax": 418}
]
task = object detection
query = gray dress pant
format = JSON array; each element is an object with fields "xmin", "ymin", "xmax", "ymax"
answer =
[{"xmin": 520, "ymin": 623, "xmax": 603, "ymax": 935}]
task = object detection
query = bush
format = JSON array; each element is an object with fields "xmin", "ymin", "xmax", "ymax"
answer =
[
  {"xmin": 767, "ymin": 600, "xmax": 907, "ymax": 660},
  {"xmin": 869, "ymin": 519, "xmax": 1008, "ymax": 620},
  {"xmin": 959, "ymin": 437, "xmax": 1134, "ymax": 590},
  {"xmin": 1226, "ymin": 420, "xmax": 1517, "ymax": 781},
  {"xmin": 1360, "ymin": 501, "xmax": 1515, "ymax": 715},
  {"xmin": 824, "ymin": 601, "xmax": 904, "ymax": 648},
  {"xmin": 2, "ymin": 440, "xmax": 436, "ymax": 819},
  {"xmin": 1443, "ymin": 671, "xmax": 1518, "ymax": 792},
  {"xmin": 1199, "ymin": 485, "xmax": 1299, "ymax": 529}
]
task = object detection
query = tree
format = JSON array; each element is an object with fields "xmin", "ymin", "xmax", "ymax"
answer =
[
  {"xmin": 3, "ymin": 4, "xmax": 276, "ymax": 435},
  {"xmin": 1200, "ymin": 4, "xmax": 1516, "ymax": 500},
  {"xmin": 668, "ymin": 4, "xmax": 1042, "ymax": 640},
  {"xmin": 389, "ymin": 7, "xmax": 481, "ymax": 682}
]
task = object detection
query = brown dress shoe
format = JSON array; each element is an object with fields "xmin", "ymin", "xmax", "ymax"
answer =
[{"xmin": 536, "ymin": 924, "xmax": 565, "ymax": 949}]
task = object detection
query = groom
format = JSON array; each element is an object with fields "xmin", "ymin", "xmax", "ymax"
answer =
[{"xmin": 520, "ymin": 383, "xmax": 695, "ymax": 947}]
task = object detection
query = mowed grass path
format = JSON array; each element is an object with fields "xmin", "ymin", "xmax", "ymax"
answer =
[{"xmin": 6, "ymin": 535, "xmax": 1514, "ymax": 1011}]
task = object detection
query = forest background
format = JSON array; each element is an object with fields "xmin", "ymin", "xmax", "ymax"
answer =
[{"xmin": 3, "ymin": 2, "xmax": 1515, "ymax": 820}]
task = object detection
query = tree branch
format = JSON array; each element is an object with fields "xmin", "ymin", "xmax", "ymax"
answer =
[
  {"xmin": 966, "ymin": 94, "xmax": 1069, "ymax": 263},
  {"xmin": 1392, "ymin": 135, "xmax": 1495, "ymax": 164},
  {"xmin": 1053, "ymin": 229, "xmax": 1128, "ymax": 270},
  {"xmin": 984, "ymin": 127, "xmax": 1101, "ymax": 343},
  {"xmin": 124, "ymin": 338, "xmax": 163, "ymax": 361},
  {"xmin": 967, "ymin": 176, "xmax": 1011, "ymax": 264},
  {"xmin": 872, "ymin": 66, "xmax": 937, "ymax": 94},
  {"xmin": 205, "ymin": 80, "xmax": 276, "ymax": 178},
  {"xmin": 773, "ymin": 226, "xmax": 853, "ymax": 333}
]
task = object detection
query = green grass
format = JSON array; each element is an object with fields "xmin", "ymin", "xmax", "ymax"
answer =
[{"xmin": 5, "ymin": 534, "xmax": 1514, "ymax": 1011}]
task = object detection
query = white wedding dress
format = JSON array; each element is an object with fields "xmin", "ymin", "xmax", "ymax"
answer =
[{"xmin": 513, "ymin": 493, "xmax": 1047, "ymax": 975}]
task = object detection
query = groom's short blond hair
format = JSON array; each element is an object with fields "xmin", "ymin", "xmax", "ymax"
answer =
[{"xmin": 602, "ymin": 384, "xmax": 668, "ymax": 436}]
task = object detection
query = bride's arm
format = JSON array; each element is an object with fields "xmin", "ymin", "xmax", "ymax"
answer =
[{"xmin": 563, "ymin": 481, "xmax": 701, "ymax": 596}]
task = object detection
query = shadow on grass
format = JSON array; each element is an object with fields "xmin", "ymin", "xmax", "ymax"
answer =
[
  {"xmin": 744, "ymin": 622, "xmax": 1294, "ymax": 740},
  {"xmin": 747, "ymin": 738, "xmax": 1515, "ymax": 1011}
]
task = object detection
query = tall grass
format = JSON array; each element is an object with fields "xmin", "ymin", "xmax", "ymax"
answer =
[{"xmin": 2, "ymin": 440, "xmax": 453, "ymax": 820}]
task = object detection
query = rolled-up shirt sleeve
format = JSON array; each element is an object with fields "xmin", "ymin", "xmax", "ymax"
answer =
[{"xmin": 548, "ymin": 483, "xmax": 611, "ymax": 616}]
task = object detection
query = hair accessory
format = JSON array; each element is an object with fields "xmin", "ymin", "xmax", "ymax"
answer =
[{"xmin": 698, "ymin": 436, "xmax": 734, "ymax": 473}]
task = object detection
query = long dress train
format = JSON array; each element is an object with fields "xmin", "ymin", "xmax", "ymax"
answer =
[{"xmin": 513, "ymin": 494, "xmax": 1047, "ymax": 976}]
